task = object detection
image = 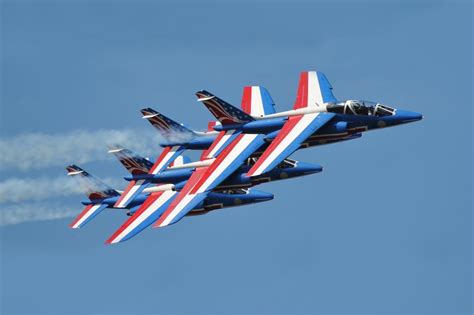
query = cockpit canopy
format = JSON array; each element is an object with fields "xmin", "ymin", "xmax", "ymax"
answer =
[{"xmin": 326, "ymin": 100, "xmax": 395, "ymax": 117}]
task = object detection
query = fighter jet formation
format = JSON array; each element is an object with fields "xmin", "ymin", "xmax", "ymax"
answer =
[{"xmin": 67, "ymin": 70, "xmax": 423, "ymax": 244}]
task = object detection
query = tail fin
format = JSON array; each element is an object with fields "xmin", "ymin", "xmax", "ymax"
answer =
[
  {"xmin": 293, "ymin": 71, "xmax": 338, "ymax": 110},
  {"xmin": 196, "ymin": 90, "xmax": 255, "ymax": 125},
  {"xmin": 108, "ymin": 145, "xmax": 154, "ymax": 175},
  {"xmin": 241, "ymin": 86, "xmax": 276, "ymax": 117},
  {"xmin": 141, "ymin": 108, "xmax": 196, "ymax": 142},
  {"xmin": 66, "ymin": 165, "xmax": 119, "ymax": 200}
]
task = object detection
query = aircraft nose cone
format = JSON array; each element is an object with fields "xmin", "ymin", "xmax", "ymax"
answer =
[
  {"xmin": 251, "ymin": 190, "xmax": 274, "ymax": 202},
  {"xmin": 296, "ymin": 162, "xmax": 323, "ymax": 174},
  {"xmin": 395, "ymin": 110, "xmax": 423, "ymax": 123}
]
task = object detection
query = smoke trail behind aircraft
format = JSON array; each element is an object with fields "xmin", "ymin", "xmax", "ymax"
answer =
[
  {"xmin": 0, "ymin": 176, "xmax": 124, "ymax": 203},
  {"xmin": 0, "ymin": 202, "xmax": 79, "ymax": 226},
  {"xmin": 0, "ymin": 176, "xmax": 125, "ymax": 226},
  {"xmin": 0, "ymin": 129, "xmax": 158, "ymax": 172},
  {"xmin": 0, "ymin": 128, "xmax": 200, "ymax": 225}
]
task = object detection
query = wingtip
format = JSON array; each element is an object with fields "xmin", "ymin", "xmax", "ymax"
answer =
[
  {"xmin": 152, "ymin": 222, "xmax": 162, "ymax": 228},
  {"xmin": 104, "ymin": 234, "xmax": 121, "ymax": 245}
]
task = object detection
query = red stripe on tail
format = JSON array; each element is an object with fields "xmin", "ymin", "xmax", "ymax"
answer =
[
  {"xmin": 293, "ymin": 72, "xmax": 309, "ymax": 109},
  {"xmin": 241, "ymin": 86, "xmax": 252, "ymax": 114}
]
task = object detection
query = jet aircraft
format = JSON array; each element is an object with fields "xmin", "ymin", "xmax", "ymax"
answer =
[
  {"xmin": 67, "ymin": 70, "xmax": 422, "ymax": 243},
  {"xmin": 149, "ymin": 71, "xmax": 422, "ymax": 228},
  {"xmin": 197, "ymin": 71, "xmax": 423, "ymax": 177},
  {"xmin": 66, "ymin": 164, "xmax": 275, "ymax": 242},
  {"xmin": 104, "ymin": 145, "xmax": 321, "ymax": 243},
  {"xmin": 114, "ymin": 86, "xmax": 281, "ymax": 209}
]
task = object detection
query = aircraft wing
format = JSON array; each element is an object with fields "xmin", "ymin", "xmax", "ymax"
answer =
[
  {"xmin": 113, "ymin": 145, "xmax": 184, "ymax": 208},
  {"xmin": 69, "ymin": 203, "xmax": 108, "ymax": 229},
  {"xmin": 105, "ymin": 190, "xmax": 177, "ymax": 244},
  {"xmin": 246, "ymin": 112, "xmax": 335, "ymax": 177},
  {"xmin": 153, "ymin": 133, "xmax": 266, "ymax": 228},
  {"xmin": 200, "ymin": 130, "xmax": 240, "ymax": 160}
]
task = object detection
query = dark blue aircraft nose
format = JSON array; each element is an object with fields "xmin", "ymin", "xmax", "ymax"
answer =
[
  {"xmin": 248, "ymin": 190, "xmax": 274, "ymax": 202},
  {"xmin": 394, "ymin": 110, "xmax": 423, "ymax": 123},
  {"xmin": 295, "ymin": 162, "xmax": 323, "ymax": 174}
]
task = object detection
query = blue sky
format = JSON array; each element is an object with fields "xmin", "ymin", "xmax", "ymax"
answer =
[{"xmin": 1, "ymin": 0, "xmax": 472, "ymax": 314}]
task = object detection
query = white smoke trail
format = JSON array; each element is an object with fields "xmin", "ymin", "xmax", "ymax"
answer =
[
  {"xmin": 0, "ymin": 129, "xmax": 160, "ymax": 172},
  {"xmin": 0, "ymin": 176, "xmax": 124, "ymax": 203},
  {"xmin": 0, "ymin": 128, "xmax": 197, "ymax": 225},
  {"xmin": 0, "ymin": 202, "xmax": 79, "ymax": 226},
  {"xmin": 0, "ymin": 176, "xmax": 125, "ymax": 225}
]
